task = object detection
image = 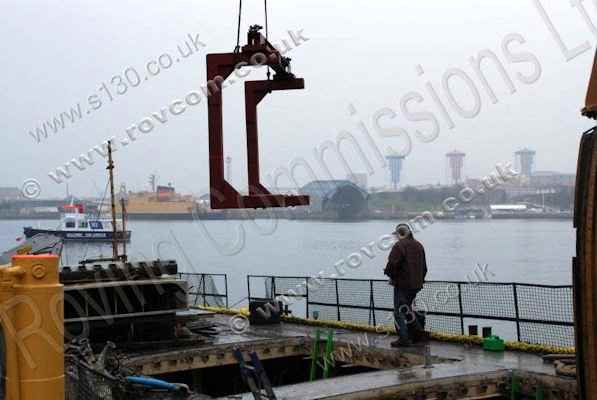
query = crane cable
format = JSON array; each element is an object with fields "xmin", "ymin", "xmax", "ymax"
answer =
[
  {"xmin": 235, "ymin": 0, "xmax": 271, "ymax": 78},
  {"xmin": 264, "ymin": 0, "xmax": 271, "ymax": 80},
  {"xmin": 235, "ymin": 0, "xmax": 242, "ymax": 52},
  {"xmin": 264, "ymin": 0, "xmax": 269, "ymax": 39}
]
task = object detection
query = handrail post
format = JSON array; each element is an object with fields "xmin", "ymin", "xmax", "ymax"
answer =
[
  {"xmin": 512, "ymin": 283, "xmax": 521, "ymax": 342},
  {"xmin": 457, "ymin": 283, "xmax": 464, "ymax": 335},
  {"xmin": 335, "ymin": 279, "xmax": 341, "ymax": 321},
  {"xmin": 305, "ymin": 277, "xmax": 310, "ymax": 319},
  {"xmin": 202, "ymin": 274, "xmax": 207, "ymax": 307},
  {"xmin": 370, "ymin": 280, "xmax": 376, "ymax": 326},
  {"xmin": 225, "ymin": 274, "xmax": 229, "ymax": 308},
  {"xmin": 193, "ymin": 274, "xmax": 200, "ymax": 306},
  {"xmin": 272, "ymin": 277, "xmax": 276, "ymax": 300}
]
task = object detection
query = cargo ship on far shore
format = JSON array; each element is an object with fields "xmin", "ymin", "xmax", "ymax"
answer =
[{"xmin": 117, "ymin": 183, "xmax": 226, "ymax": 220}]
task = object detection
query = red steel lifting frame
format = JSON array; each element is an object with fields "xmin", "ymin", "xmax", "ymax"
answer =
[{"xmin": 207, "ymin": 26, "xmax": 310, "ymax": 209}]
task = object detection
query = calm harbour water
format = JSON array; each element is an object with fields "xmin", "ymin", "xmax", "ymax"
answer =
[{"xmin": 0, "ymin": 219, "xmax": 575, "ymax": 306}]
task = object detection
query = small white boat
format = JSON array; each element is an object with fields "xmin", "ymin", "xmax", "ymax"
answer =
[{"xmin": 24, "ymin": 204, "xmax": 131, "ymax": 242}]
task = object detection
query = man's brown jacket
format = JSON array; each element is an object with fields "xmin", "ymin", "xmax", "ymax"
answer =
[{"xmin": 384, "ymin": 238, "xmax": 428, "ymax": 289}]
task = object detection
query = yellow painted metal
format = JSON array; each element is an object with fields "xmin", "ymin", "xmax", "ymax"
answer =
[{"xmin": 0, "ymin": 254, "xmax": 64, "ymax": 400}]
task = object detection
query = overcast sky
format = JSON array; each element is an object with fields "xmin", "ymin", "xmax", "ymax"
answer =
[{"xmin": 1, "ymin": 0, "xmax": 596, "ymax": 198}]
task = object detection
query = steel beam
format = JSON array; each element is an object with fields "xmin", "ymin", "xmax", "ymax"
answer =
[{"xmin": 206, "ymin": 26, "xmax": 309, "ymax": 209}]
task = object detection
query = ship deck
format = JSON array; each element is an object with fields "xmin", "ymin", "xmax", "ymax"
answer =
[{"xmin": 121, "ymin": 312, "xmax": 576, "ymax": 399}]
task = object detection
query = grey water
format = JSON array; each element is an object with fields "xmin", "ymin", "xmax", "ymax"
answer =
[{"xmin": 0, "ymin": 219, "xmax": 574, "ymax": 306}]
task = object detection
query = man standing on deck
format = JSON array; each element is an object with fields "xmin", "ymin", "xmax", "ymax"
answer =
[{"xmin": 384, "ymin": 224, "xmax": 428, "ymax": 347}]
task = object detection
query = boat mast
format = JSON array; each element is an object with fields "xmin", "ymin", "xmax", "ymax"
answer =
[
  {"xmin": 120, "ymin": 197, "xmax": 128, "ymax": 262},
  {"xmin": 107, "ymin": 141, "xmax": 118, "ymax": 261}
]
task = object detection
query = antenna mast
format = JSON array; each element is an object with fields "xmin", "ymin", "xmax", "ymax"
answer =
[
  {"xmin": 107, "ymin": 141, "xmax": 118, "ymax": 261},
  {"xmin": 120, "ymin": 198, "xmax": 128, "ymax": 262}
]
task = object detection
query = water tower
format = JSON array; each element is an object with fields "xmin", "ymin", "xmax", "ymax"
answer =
[
  {"xmin": 515, "ymin": 148, "xmax": 535, "ymax": 179},
  {"xmin": 446, "ymin": 150, "xmax": 466, "ymax": 185},
  {"xmin": 386, "ymin": 152, "xmax": 404, "ymax": 190}
]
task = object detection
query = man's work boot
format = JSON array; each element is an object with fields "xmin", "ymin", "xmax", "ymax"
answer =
[
  {"xmin": 390, "ymin": 338, "xmax": 413, "ymax": 348},
  {"xmin": 410, "ymin": 328, "xmax": 430, "ymax": 344},
  {"xmin": 415, "ymin": 330, "xmax": 430, "ymax": 343}
]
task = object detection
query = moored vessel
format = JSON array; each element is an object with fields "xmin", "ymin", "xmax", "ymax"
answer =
[{"xmin": 23, "ymin": 203, "xmax": 131, "ymax": 242}]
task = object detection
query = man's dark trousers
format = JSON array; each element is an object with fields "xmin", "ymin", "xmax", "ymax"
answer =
[{"xmin": 393, "ymin": 287, "xmax": 420, "ymax": 341}]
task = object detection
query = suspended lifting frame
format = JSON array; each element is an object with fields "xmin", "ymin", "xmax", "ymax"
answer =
[{"xmin": 207, "ymin": 25, "xmax": 309, "ymax": 209}]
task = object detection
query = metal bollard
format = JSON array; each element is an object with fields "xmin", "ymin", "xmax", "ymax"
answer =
[{"xmin": 423, "ymin": 343, "xmax": 433, "ymax": 369}]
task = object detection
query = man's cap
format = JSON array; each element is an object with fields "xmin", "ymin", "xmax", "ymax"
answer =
[{"xmin": 392, "ymin": 223, "xmax": 412, "ymax": 238}]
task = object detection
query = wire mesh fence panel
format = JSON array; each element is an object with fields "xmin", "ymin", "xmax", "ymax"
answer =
[
  {"xmin": 416, "ymin": 282, "xmax": 462, "ymax": 335},
  {"xmin": 309, "ymin": 304, "xmax": 341, "ymax": 321},
  {"xmin": 273, "ymin": 277, "xmax": 308, "ymax": 298},
  {"xmin": 338, "ymin": 306, "xmax": 375, "ymax": 325},
  {"xmin": 337, "ymin": 279, "xmax": 371, "ymax": 308},
  {"xmin": 289, "ymin": 297, "xmax": 308, "ymax": 319},
  {"xmin": 183, "ymin": 274, "xmax": 205, "ymax": 307},
  {"xmin": 516, "ymin": 285, "xmax": 573, "ymax": 323},
  {"xmin": 264, "ymin": 276, "xmax": 309, "ymax": 317},
  {"xmin": 515, "ymin": 284, "xmax": 574, "ymax": 346},
  {"xmin": 372, "ymin": 280, "xmax": 394, "ymax": 310},
  {"xmin": 202, "ymin": 274, "xmax": 227, "ymax": 307},
  {"xmin": 520, "ymin": 322, "xmax": 575, "ymax": 347},
  {"xmin": 307, "ymin": 278, "xmax": 338, "ymax": 305},
  {"xmin": 417, "ymin": 281, "xmax": 461, "ymax": 315},
  {"xmin": 246, "ymin": 275, "xmax": 574, "ymax": 348},
  {"xmin": 247, "ymin": 276, "xmax": 273, "ymax": 299},
  {"xmin": 461, "ymin": 283, "xmax": 516, "ymax": 319},
  {"xmin": 179, "ymin": 273, "xmax": 228, "ymax": 307},
  {"xmin": 208, "ymin": 274, "xmax": 228, "ymax": 307},
  {"xmin": 425, "ymin": 315, "xmax": 463, "ymax": 335},
  {"xmin": 374, "ymin": 309, "xmax": 395, "ymax": 328},
  {"xmin": 204, "ymin": 295, "xmax": 223, "ymax": 307}
]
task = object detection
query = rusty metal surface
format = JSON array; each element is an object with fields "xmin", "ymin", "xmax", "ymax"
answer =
[
  {"xmin": 574, "ymin": 126, "xmax": 597, "ymax": 400},
  {"xmin": 583, "ymin": 53, "xmax": 597, "ymax": 119},
  {"xmin": 207, "ymin": 26, "xmax": 309, "ymax": 209},
  {"xmin": 220, "ymin": 368, "xmax": 577, "ymax": 400},
  {"xmin": 514, "ymin": 370, "xmax": 578, "ymax": 400},
  {"xmin": 60, "ymin": 259, "xmax": 178, "ymax": 283},
  {"xmin": 121, "ymin": 314, "xmax": 554, "ymax": 376},
  {"xmin": 113, "ymin": 313, "xmax": 580, "ymax": 399},
  {"xmin": 121, "ymin": 316, "xmax": 433, "ymax": 375},
  {"xmin": 220, "ymin": 367, "xmax": 512, "ymax": 400}
]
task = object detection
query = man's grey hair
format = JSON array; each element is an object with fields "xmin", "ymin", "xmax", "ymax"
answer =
[{"xmin": 395, "ymin": 224, "xmax": 413, "ymax": 239}]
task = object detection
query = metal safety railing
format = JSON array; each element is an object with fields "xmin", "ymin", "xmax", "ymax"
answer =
[
  {"xmin": 247, "ymin": 275, "xmax": 575, "ymax": 348},
  {"xmin": 179, "ymin": 273, "xmax": 228, "ymax": 308}
]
